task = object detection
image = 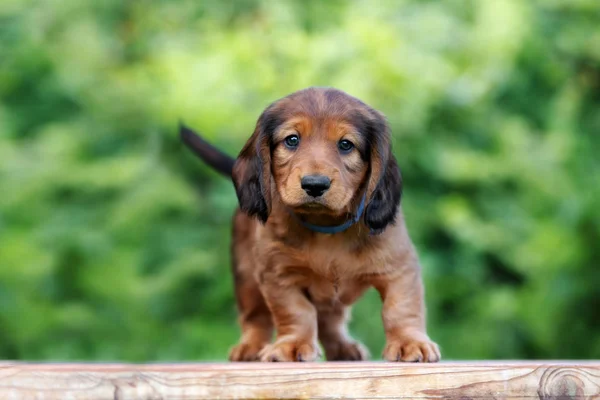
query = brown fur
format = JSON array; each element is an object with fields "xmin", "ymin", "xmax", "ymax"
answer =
[{"xmin": 183, "ymin": 87, "xmax": 440, "ymax": 362}]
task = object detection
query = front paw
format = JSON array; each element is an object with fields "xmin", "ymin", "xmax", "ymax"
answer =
[
  {"xmin": 229, "ymin": 341, "xmax": 268, "ymax": 362},
  {"xmin": 259, "ymin": 336, "xmax": 321, "ymax": 362},
  {"xmin": 383, "ymin": 332, "xmax": 440, "ymax": 362}
]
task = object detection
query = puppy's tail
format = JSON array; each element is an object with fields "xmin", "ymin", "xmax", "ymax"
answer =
[{"xmin": 179, "ymin": 122, "xmax": 235, "ymax": 177}]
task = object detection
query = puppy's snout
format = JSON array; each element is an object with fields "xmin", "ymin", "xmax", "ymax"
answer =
[{"xmin": 301, "ymin": 175, "xmax": 331, "ymax": 198}]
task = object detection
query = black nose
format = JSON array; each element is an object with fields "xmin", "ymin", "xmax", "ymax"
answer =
[{"xmin": 301, "ymin": 175, "xmax": 331, "ymax": 197}]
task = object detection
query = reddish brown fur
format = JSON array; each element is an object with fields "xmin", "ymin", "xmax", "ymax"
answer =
[{"xmin": 223, "ymin": 87, "xmax": 440, "ymax": 362}]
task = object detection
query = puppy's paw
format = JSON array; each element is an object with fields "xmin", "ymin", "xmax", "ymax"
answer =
[
  {"xmin": 383, "ymin": 332, "xmax": 440, "ymax": 363},
  {"xmin": 229, "ymin": 341, "xmax": 267, "ymax": 362},
  {"xmin": 323, "ymin": 340, "xmax": 370, "ymax": 361},
  {"xmin": 259, "ymin": 336, "xmax": 321, "ymax": 362}
]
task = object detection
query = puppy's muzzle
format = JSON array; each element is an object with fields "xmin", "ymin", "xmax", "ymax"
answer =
[{"xmin": 301, "ymin": 175, "xmax": 331, "ymax": 198}]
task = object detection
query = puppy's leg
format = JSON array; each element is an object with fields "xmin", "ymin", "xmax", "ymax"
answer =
[
  {"xmin": 317, "ymin": 303, "xmax": 369, "ymax": 361},
  {"xmin": 257, "ymin": 279, "xmax": 320, "ymax": 362},
  {"xmin": 228, "ymin": 266, "xmax": 273, "ymax": 361},
  {"xmin": 372, "ymin": 264, "xmax": 440, "ymax": 363},
  {"xmin": 229, "ymin": 212, "xmax": 273, "ymax": 362}
]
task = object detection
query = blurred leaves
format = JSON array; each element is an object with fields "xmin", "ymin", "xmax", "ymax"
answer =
[{"xmin": 0, "ymin": 0, "xmax": 599, "ymax": 361}]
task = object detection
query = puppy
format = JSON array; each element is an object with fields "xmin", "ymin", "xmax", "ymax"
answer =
[{"xmin": 181, "ymin": 87, "xmax": 440, "ymax": 362}]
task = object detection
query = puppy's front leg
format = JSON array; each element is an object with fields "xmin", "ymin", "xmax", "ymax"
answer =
[
  {"xmin": 257, "ymin": 275, "xmax": 321, "ymax": 362},
  {"xmin": 372, "ymin": 264, "xmax": 440, "ymax": 362}
]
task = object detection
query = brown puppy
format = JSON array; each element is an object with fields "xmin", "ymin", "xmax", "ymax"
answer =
[{"xmin": 181, "ymin": 87, "xmax": 440, "ymax": 362}]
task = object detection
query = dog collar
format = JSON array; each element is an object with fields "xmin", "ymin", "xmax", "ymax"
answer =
[{"xmin": 290, "ymin": 193, "xmax": 367, "ymax": 234}]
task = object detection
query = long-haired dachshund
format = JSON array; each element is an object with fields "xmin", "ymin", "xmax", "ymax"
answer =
[{"xmin": 181, "ymin": 87, "xmax": 440, "ymax": 362}]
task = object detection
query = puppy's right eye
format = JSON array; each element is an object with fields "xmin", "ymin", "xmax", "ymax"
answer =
[{"xmin": 284, "ymin": 134, "xmax": 300, "ymax": 149}]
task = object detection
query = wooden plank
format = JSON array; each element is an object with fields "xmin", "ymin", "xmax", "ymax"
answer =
[{"xmin": 0, "ymin": 361, "xmax": 598, "ymax": 399}]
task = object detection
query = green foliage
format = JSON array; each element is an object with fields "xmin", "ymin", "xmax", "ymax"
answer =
[{"xmin": 0, "ymin": 0, "xmax": 599, "ymax": 361}]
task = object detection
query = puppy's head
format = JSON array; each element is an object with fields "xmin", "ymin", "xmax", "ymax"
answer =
[{"xmin": 232, "ymin": 87, "xmax": 402, "ymax": 234}]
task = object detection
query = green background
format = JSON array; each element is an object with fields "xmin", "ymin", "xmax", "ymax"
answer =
[{"xmin": 1, "ymin": 0, "xmax": 599, "ymax": 361}]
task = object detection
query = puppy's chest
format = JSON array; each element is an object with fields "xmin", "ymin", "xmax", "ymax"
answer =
[
  {"xmin": 295, "ymin": 241, "xmax": 367, "ymax": 303},
  {"xmin": 307, "ymin": 276, "xmax": 366, "ymax": 305},
  {"xmin": 302, "ymin": 241, "xmax": 362, "ymax": 278}
]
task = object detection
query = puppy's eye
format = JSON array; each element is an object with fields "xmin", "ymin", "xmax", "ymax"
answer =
[
  {"xmin": 284, "ymin": 134, "xmax": 300, "ymax": 149},
  {"xmin": 338, "ymin": 139, "xmax": 354, "ymax": 153}
]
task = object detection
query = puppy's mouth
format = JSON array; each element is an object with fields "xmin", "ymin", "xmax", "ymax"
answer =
[
  {"xmin": 296, "ymin": 200, "xmax": 329, "ymax": 211},
  {"xmin": 302, "ymin": 202, "xmax": 320, "ymax": 207},
  {"xmin": 287, "ymin": 192, "xmax": 350, "ymax": 214},
  {"xmin": 279, "ymin": 183, "xmax": 348, "ymax": 214}
]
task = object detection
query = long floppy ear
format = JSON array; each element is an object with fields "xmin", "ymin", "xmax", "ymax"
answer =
[
  {"xmin": 231, "ymin": 107, "xmax": 280, "ymax": 223},
  {"xmin": 363, "ymin": 111, "xmax": 403, "ymax": 234}
]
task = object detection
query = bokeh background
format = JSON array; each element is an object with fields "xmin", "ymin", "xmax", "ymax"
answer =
[{"xmin": 1, "ymin": 0, "xmax": 599, "ymax": 361}]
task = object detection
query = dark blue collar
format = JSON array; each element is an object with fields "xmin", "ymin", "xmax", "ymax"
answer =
[{"xmin": 290, "ymin": 193, "xmax": 367, "ymax": 234}]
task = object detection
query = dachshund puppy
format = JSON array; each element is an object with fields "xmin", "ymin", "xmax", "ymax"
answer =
[{"xmin": 181, "ymin": 87, "xmax": 440, "ymax": 362}]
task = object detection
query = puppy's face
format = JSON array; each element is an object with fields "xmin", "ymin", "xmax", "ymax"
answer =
[
  {"xmin": 271, "ymin": 111, "xmax": 368, "ymax": 215},
  {"xmin": 233, "ymin": 87, "xmax": 402, "ymax": 233}
]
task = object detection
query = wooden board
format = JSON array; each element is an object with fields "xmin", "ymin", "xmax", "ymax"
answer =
[{"xmin": 0, "ymin": 361, "xmax": 599, "ymax": 399}]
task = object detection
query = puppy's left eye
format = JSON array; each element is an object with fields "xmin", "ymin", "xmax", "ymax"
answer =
[{"xmin": 338, "ymin": 139, "xmax": 354, "ymax": 153}]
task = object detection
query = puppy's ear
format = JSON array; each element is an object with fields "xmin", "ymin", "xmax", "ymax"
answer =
[
  {"xmin": 364, "ymin": 155, "xmax": 402, "ymax": 234},
  {"xmin": 363, "ymin": 111, "xmax": 403, "ymax": 234},
  {"xmin": 231, "ymin": 107, "xmax": 280, "ymax": 223}
]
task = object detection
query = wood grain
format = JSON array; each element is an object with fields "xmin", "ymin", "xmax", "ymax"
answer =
[{"xmin": 0, "ymin": 361, "xmax": 598, "ymax": 399}]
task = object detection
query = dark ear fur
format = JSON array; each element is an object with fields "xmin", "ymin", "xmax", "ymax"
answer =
[
  {"xmin": 231, "ymin": 107, "xmax": 280, "ymax": 223},
  {"xmin": 363, "ymin": 111, "xmax": 403, "ymax": 234},
  {"xmin": 364, "ymin": 155, "xmax": 402, "ymax": 234},
  {"xmin": 232, "ymin": 142, "xmax": 269, "ymax": 222}
]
